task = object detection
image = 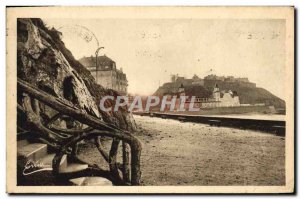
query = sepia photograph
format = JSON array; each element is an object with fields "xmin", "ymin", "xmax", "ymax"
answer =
[{"xmin": 6, "ymin": 6, "xmax": 294, "ymax": 194}]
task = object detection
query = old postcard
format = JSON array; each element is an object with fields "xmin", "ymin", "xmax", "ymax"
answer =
[{"xmin": 6, "ymin": 6, "xmax": 294, "ymax": 194}]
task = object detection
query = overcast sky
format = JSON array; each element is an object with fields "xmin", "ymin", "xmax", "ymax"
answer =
[{"xmin": 43, "ymin": 18, "xmax": 286, "ymax": 99}]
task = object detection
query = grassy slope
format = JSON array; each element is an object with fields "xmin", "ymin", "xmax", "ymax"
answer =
[{"xmin": 154, "ymin": 83, "xmax": 285, "ymax": 108}]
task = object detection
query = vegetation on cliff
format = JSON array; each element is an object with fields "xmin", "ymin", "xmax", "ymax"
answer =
[{"xmin": 154, "ymin": 81, "xmax": 285, "ymax": 109}]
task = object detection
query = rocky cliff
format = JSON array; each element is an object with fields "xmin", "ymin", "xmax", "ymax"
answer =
[{"xmin": 17, "ymin": 18, "xmax": 137, "ymax": 131}]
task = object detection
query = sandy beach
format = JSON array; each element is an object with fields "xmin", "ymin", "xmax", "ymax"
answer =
[
  {"xmin": 133, "ymin": 115, "xmax": 285, "ymax": 186},
  {"xmin": 78, "ymin": 115, "xmax": 285, "ymax": 186}
]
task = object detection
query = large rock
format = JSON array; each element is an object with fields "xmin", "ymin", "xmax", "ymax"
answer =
[{"xmin": 17, "ymin": 18, "xmax": 137, "ymax": 131}]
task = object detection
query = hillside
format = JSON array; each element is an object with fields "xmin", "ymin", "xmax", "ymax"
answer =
[
  {"xmin": 154, "ymin": 82, "xmax": 285, "ymax": 109},
  {"xmin": 220, "ymin": 85, "xmax": 285, "ymax": 108}
]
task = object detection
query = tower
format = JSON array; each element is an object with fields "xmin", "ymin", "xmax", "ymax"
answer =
[
  {"xmin": 178, "ymin": 83, "xmax": 185, "ymax": 95},
  {"xmin": 213, "ymin": 83, "xmax": 220, "ymax": 101}
]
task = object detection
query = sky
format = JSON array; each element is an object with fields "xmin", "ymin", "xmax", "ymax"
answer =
[{"xmin": 43, "ymin": 18, "xmax": 286, "ymax": 99}]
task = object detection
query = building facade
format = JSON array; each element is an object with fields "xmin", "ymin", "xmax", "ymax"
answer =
[
  {"xmin": 173, "ymin": 83, "xmax": 240, "ymax": 110},
  {"xmin": 79, "ymin": 55, "xmax": 128, "ymax": 95},
  {"xmin": 203, "ymin": 74, "xmax": 256, "ymax": 89}
]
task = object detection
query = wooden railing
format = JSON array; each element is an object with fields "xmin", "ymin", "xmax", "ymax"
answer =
[{"xmin": 17, "ymin": 78, "xmax": 142, "ymax": 185}]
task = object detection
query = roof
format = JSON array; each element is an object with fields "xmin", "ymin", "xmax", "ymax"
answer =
[
  {"xmin": 79, "ymin": 55, "xmax": 115, "ymax": 70},
  {"xmin": 220, "ymin": 90, "xmax": 239, "ymax": 98}
]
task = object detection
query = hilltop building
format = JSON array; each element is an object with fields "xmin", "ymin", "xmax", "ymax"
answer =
[
  {"xmin": 159, "ymin": 83, "xmax": 240, "ymax": 112},
  {"xmin": 203, "ymin": 74, "xmax": 256, "ymax": 89},
  {"xmin": 171, "ymin": 74, "xmax": 204, "ymax": 86},
  {"xmin": 79, "ymin": 55, "xmax": 128, "ymax": 95},
  {"xmin": 152, "ymin": 74, "xmax": 283, "ymax": 113},
  {"xmin": 170, "ymin": 74, "xmax": 254, "ymax": 85},
  {"xmin": 155, "ymin": 74, "xmax": 256, "ymax": 97},
  {"xmin": 177, "ymin": 84, "xmax": 240, "ymax": 109}
]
